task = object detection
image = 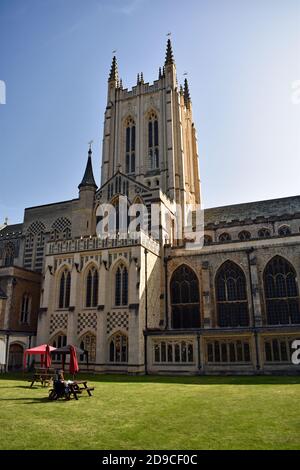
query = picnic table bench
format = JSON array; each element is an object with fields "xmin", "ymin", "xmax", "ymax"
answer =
[
  {"xmin": 29, "ymin": 368, "xmax": 55, "ymax": 387},
  {"xmin": 68, "ymin": 381, "xmax": 94, "ymax": 400}
]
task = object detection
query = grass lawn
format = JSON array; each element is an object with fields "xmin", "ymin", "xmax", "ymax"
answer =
[{"xmin": 0, "ymin": 373, "xmax": 300, "ymax": 450}]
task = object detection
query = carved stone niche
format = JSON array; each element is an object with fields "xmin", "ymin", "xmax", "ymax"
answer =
[
  {"xmin": 202, "ymin": 291, "xmax": 210, "ymax": 298},
  {"xmin": 250, "ymin": 257, "xmax": 257, "ymax": 266},
  {"xmin": 202, "ymin": 261, "xmax": 209, "ymax": 270}
]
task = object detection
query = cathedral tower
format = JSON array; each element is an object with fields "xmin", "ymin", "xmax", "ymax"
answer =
[{"xmin": 100, "ymin": 39, "xmax": 201, "ymax": 211}]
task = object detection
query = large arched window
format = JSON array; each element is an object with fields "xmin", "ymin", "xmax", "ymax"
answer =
[
  {"xmin": 52, "ymin": 333, "xmax": 67, "ymax": 361},
  {"xmin": 58, "ymin": 269, "xmax": 71, "ymax": 309},
  {"xmin": 109, "ymin": 332, "xmax": 128, "ymax": 363},
  {"xmin": 215, "ymin": 261, "xmax": 249, "ymax": 327},
  {"xmin": 4, "ymin": 243, "xmax": 14, "ymax": 267},
  {"xmin": 148, "ymin": 111, "xmax": 159, "ymax": 170},
  {"xmin": 86, "ymin": 267, "xmax": 99, "ymax": 308},
  {"xmin": 264, "ymin": 256, "xmax": 300, "ymax": 325},
  {"xmin": 170, "ymin": 265, "xmax": 200, "ymax": 329},
  {"xmin": 125, "ymin": 117, "xmax": 135, "ymax": 174},
  {"xmin": 115, "ymin": 264, "xmax": 128, "ymax": 306}
]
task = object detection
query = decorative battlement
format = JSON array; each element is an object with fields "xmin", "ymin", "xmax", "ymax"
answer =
[{"xmin": 47, "ymin": 231, "xmax": 160, "ymax": 256}]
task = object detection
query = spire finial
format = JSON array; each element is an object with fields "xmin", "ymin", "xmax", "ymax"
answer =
[
  {"xmin": 109, "ymin": 55, "xmax": 119, "ymax": 82},
  {"xmin": 137, "ymin": 73, "xmax": 140, "ymax": 85},
  {"xmin": 140, "ymin": 72, "xmax": 144, "ymax": 84},
  {"xmin": 159, "ymin": 67, "xmax": 162, "ymax": 79},
  {"xmin": 165, "ymin": 36, "xmax": 174, "ymax": 66},
  {"xmin": 184, "ymin": 78, "xmax": 191, "ymax": 107}
]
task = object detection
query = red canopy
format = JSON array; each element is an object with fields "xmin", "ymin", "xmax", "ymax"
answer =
[{"xmin": 24, "ymin": 344, "xmax": 56, "ymax": 368}]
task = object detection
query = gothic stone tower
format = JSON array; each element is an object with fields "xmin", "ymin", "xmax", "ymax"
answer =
[{"xmin": 100, "ymin": 39, "xmax": 201, "ymax": 219}]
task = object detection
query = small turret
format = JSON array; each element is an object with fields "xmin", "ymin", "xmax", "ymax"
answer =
[
  {"xmin": 108, "ymin": 55, "xmax": 119, "ymax": 83},
  {"xmin": 165, "ymin": 38, "xmax": 174, "ymax": 66},
  {"xmin": 78, "ymin": 145, "xmax": 97, "ymax": 191},
  {"xmin": 184, "ymin": 78, "xmax": 191, "ymax": 108}
]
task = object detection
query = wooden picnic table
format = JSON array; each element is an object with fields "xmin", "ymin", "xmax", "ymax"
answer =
[
  {"xmin": 68, "ymin": 381, "xmax": 94, "ymax": 400},
  {"xmin": 29, "ymin": 369, "xmax": 55, "ymax": 387}
]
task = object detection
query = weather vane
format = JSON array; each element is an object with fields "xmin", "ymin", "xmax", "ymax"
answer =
[
  {"xmin": 112, "ymin": 49, "xmax": 117, "ymax": 54},
  {"xmin": 183, "ymin": 71, "xmax": 188, "ymax": 76},
  {"xmin": 167, "ymin": 32, "xmax": 171, "ymax": 37},
  {"xmin": 88, "ymin": 140, "xmax": 93, "ymax": 150}
]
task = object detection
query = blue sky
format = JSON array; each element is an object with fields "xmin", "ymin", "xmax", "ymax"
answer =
[{"xmin": 0, "ymin": 0, "xmax": 299, "ymax": 224}]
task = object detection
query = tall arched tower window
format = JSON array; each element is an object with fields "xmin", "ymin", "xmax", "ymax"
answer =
[
  {"xmin": 215, "ymin": 261, "xmax": 249, "ymax": 327},
  {"xmin": 86, "ymin": 267, "xmax": 99, "ymax": 308},
  {"xmin": 125, "ymin": 117, "xmax": 135, "ymax": 174},
  {"xmin": 148, "ymin": 111, "xmax": 159, "ymax": 170},
  {"xmin": 264, "ymin": 256, "xmax": 300, "ymax": 325},
  {"xmin": 4, "ymin": 243, "xmax": 14, "ymax": 267},
  {"xmin": 59, "ymin": 269, "xmax": 71, "ymax": 309},
  {"xmin": 115, "ymin": 264, "xmax": 128, "ymax": 306},
  {"xmin": 170, "ymin": 265, "xmax": 200, "ymax": 328}
]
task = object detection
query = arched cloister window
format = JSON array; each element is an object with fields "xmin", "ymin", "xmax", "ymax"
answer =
[
  {"xmin": 238, "ymin": 231, "xmax": 251, "ymax": 241},
  {"xmin": 258, "ymin": 228, "xmax": 271, "ymax": 238},
  {"xmin": 20, "ymin": 294, "xmax": 31, "ymax": 324},
  {"xmin": 278, "ymin": 225, "xmax": 291, "ymax": 237},
  {"xmin": 4, "ymin": 243, "xmax": 14, "ymax": 267},
  {"xmin": 125, "ymin": 117, "xmax": 135, "ymax": 174},
  {"xmin": 109, "ymin": 332, "xmax": 128, "ymax": 363},
  {"xmin": 115, "ymin": 264, "xmax": 128, "ymax": 306},
  {"xmin": 79, "ymin": 332, "xmax": 96, "ymax": 363},
  {"xmin": 170, "ymin": 265, "xmax": 200, "ymax": 329},
  {"xmin": 85, "ymin": 267, "xmax": 99, "ymax": 308},
  {"xmin": 148, "ymin": 111, "xmax": 159, "ymax": 170},
  {"xmin": 264, "ymin": 256, "xmax": 300, "ymax": 325},
  {"xmin": 219, "ymin": 232, "xmax": 231, "ymax": 242},
  {"xmin": 215, "ymin": 261, "xmax": 249, "ymax": 327},
  {"xmin": 58, "ymin": 269, "xmax": 71, "ymax": 309}
]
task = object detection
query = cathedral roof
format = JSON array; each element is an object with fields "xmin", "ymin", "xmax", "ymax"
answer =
[
  {"xmin": 78, "ymin": 148, "xmax": 97, "ymax": 190},
  {"xmin": 204, "ymin": 195, "xmax": 300, "ymax": 226}
]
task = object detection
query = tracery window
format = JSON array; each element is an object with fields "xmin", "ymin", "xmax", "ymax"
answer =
[
  {"xmin": 258, "ymin": 228, "xmax": 271, "ymax": 238},
  {"xmin": 109, "ymin": 333, "xmax": 128, "ymax": 363},
  {"xmin": 204, "ymin": 235, "xmax": 213, "ymax": 245},
  {"xmin": 218, "ymin": 233, "xmax": 231, "ymax": 242},
  {"xmin": 52, "ymin": 333, "xmax": 67, "ymax": 361},
  {"xmin": 58, "ymin": 269, "xmax": 71, "ymax": 309},
  {"xmin": 171, "ymin": 265, "xmax": 200, "ymax": 329},
  {"xmin": 86, "ymin": 267, "xmax": 99, "ymax": 308},
  {"xmin": 238, "ymin": 231, "xmax": 251, "ymax": 241},
  {"xmin": 115, "ymin": 264, "xmax": 128, "ymax": 306},
  {"xmin": 148, "ymin": 111, "xmax": 159, "ymax": 170},
  {"xmin": 264, "ymin": 256, "xmax": 300, "ymax": 325},
  {"xmin": 215, "ymin": 261, "xmax": 249, "ymax": 327},
  {"xmin": 125, "ymin": 117, "xmax": 135, "ymax": 174}
]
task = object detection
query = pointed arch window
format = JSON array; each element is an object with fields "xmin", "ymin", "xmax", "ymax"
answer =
[
  {"xmin": 215, "ymin": 261, "xmax": 249, "ymax": 327},
  {"xmin": 278, "ymin": 225, "xmax": 291, "ymax": 237},
  {"xmin": 109, "ymin": 333, "xmax": 128, "ymax": 363},
  {"xmin": 115, "ymin": 264, "xmax": 128, "ymax": 306},
  {"xmin": 264, "ymin": 256, "xmax": 300, "ymax": 325},
  {"xmin": 59, "ymin": 269, "xmax": 71, "ymax": 309},
  {"xmin": 170, "ymin": 265, "xmax": 200, "ymax": 329},
  {"xmin": 86, "ymin": 267, "xmax": 99, "ymax": 308},
  {"xmin": 148, "ymin": 111, "xmax": 159, "ymax": 170},
  {"xmin": 125, "ymin": 117, "xmax": 135, "ymax": 174}
]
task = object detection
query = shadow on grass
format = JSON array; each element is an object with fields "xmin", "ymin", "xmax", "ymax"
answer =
[{"xmin": 1, "ymin": 372, "xmax": 300, "ymax": 386}]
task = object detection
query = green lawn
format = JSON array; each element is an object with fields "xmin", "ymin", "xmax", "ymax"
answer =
[{"xmin": 0, "ymin": 373, "xmax": 300, "ymax": 450}]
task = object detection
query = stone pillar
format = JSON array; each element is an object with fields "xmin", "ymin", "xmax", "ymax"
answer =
[
  {"xmin": 201, "ymin": 261, "xmax": 212, "ymax": 328},
  {"xmin": 67, "ymin": 257, "xmax": 80, "ymax": 345}
]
